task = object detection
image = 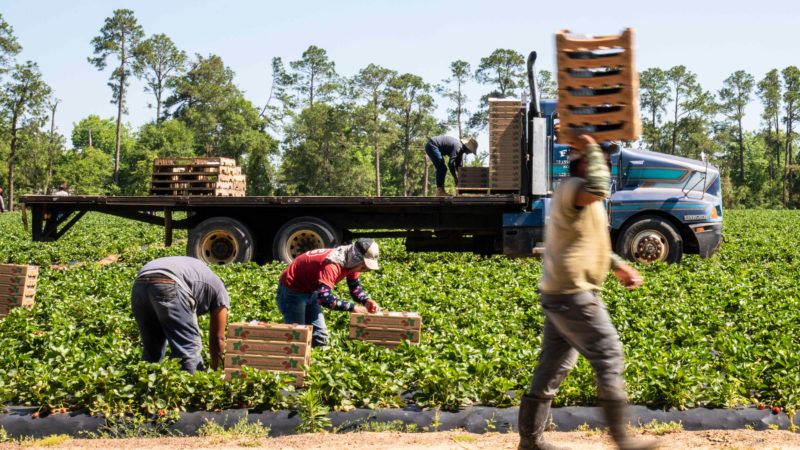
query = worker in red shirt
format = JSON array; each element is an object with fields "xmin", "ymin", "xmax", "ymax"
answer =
[{"xmin": 276, "ymin": 238, "xmax": 381, "ymax": 347}]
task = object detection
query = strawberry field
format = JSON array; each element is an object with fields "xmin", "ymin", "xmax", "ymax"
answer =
[{"xmin": 0, "ymin": 210, "xmax": 799, "ymax": 420}]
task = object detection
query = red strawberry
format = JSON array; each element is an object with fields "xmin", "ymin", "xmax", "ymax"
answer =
[
  {"xmin": 773, "ymin": 407, "xmax": 782, "ymax": 414},
  {"xmin": 758, "ymin": 404, "xmax": 766, "ymax": 410}
]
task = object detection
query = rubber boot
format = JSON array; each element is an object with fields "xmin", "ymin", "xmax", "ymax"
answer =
[
  {"xmin": 517, "ymin": 395, "xmax": 566, "ymax": 450},
  {"xmin": 436, "ymin": 186, "xmax": 448, "ymax": 196},
  {"xmin": 601, "ymin": 400, "xmax": 659, "ymax": 450}
]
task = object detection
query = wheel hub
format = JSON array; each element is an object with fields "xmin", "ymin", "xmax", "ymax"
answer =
[
  {"xmin": 286, "ymin": 230, "xmax": 324, "ymax": 259},
  {"xmin": 631, "ymin": 230, "xmax": 668, "ymax": 263},
  {"xmin": 200, "ymin": 231, "xmax": 239, "ymax": 264}
]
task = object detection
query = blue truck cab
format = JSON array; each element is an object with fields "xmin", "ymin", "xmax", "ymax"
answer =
[{"xmin": 502, "ymin": 99, "xmax": 723, "ymax": 263}]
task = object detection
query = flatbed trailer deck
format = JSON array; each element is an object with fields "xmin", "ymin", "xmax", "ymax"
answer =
[{"xmin": 20, "ymin": 194, "xmax": 529, "ymax": 264}]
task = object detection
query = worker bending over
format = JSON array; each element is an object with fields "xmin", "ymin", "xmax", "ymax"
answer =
[
  {"xmin": 425, "ymin": 135, "xmax": 478, "ymax": 196},
  {"xmin": 277, "ymin": 238, "xmax": 380, "ymax": 347}
]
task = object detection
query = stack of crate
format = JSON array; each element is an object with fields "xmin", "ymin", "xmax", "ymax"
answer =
[
  {"xmin": 224, "ymin": 322, "xmax": 312, "ymax": 387},
  {"xmin": 456, "ymin": 167, "xmax": 490, "ymax": 194},
  {"xmin": 150, "ymin": 157, "xmax": 247, "ymax": 197},
  {"xmin": 349, "ymin": 311, "xmax": 422, "ymax": 348},
  {"xmin": 488, "ymin": 98, "xmax": 524, "ymax": 192},
  {"xmin": 555, "ymin": 28, "xmax": 641, "ymax": 148},
  {"xmin": 0, "ymin": 264, "xmax": 38, "ymax": 317}
]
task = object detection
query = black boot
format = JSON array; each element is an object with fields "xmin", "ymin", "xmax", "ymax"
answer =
[
  {"xmin": 601, "ymin": 400, "xmax": 659, "ymax": 450},
  {"xmin": 517, "ymin": 394, "xmax": 565, "ymax": 450}
]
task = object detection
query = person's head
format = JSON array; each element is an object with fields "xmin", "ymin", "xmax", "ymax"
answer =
[
  {"xmin": 351, "ymin": 238, "xmax": 379, "ymax": 272},
  {"xmin": 58, "ymin": 183, "xmax": 68, "ymax": 191},
  {"xmin": 460, "ymin": 138, "xmax": 478, "ymax": 154},
  {"xmin": 568, "ymin": 140, "xmax": 614, "ymax": 178}
]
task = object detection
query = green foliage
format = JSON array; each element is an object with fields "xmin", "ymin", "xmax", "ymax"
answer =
[
  {"xmin": 133, "ymin": 33, "xmax": 187, "ymax": 122},
  {"xmin": 294, "ymin": 390, "xmax": 331, "ymax": 433},
  {"xmin": 472, "ymin": 48, "xmax": 525, "ymax": 128},
  {"xmin": 70, "ymin": 115, "xmax": 133, "ymax": 157},
  {"xmin": 1, "ymin": 210, "xmax": 799, "ymax": 416},
  {"xmin": 0, "ymin": 12, "xmax": 21, "ymax": 73},
  {"xmin": 196, "ymin": 418, "xmax": 270, "ymax": 438}
]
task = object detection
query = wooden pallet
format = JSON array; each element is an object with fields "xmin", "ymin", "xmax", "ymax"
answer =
[{"xmin": 556, "ymin": 28, "xmax": 641, "ymax": 147}]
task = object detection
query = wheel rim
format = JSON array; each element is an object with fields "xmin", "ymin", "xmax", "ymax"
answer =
[
  {"xmin": 630, "ymin": 229, "xmax": 669, "ymax": 263},
  {"xmin": 285, "ymin": 229, "xmax": 325, "ymax": 259},
  {"xmin": 199, "ymin": 230, "xmax": 239, "ymax": 264}
]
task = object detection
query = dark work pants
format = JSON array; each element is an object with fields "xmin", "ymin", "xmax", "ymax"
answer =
[
  {"xmin": 275, "ymin": 283, "xmax": 329, "ymax": 347},
  {"xmin": 131, "ymin": 280, "xmax": 204, "ymax": 373},
  {"xmin": 528, "ymin": 291, "xmax": 627, "ymax": 402},
  {"xmin": 425, "ymin": 141, "xmax": 452, "ymax": 187}
]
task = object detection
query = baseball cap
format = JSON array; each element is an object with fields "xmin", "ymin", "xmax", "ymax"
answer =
[{"xmin": 355, "ymin": 238, "xmax": 380, "ymax": 271}]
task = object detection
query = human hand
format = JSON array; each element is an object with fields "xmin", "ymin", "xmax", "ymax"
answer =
[
  {"xmin": 365, "ymin": 299, "xmax": 379, "ymax": 313},
  {"xmin": 613, "ymin": 263, "xmax": 643, "ymax": 290},
  {"xmin": 353, "ymin": 305, "xmax": 368, "ymax": 314}
]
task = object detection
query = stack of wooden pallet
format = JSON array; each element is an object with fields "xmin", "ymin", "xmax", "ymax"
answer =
[
  {"xmin": 150, "ymin": 157, "xmax": 247, "ymax": 197},
  {"xmin": 488, "ymin": 98, "xmax": 524, "ymax": 192},
  {"xmin": 0, "ymin": 264, "xmax": 38, "ymax": 317},
  {"xmin": 555, "ymin": 28, "xmax": 641, "ymax": 147},
  {"xmin": 349, "ymin": 311, "xmax": 422, "ymax": 348},
  {"xmin": 456, "ymin": 167, "xmax": 490, "ymax": 195},
  {"xmin": 224, "ymin": 322, "xmax": 312, "ymax": 387}
]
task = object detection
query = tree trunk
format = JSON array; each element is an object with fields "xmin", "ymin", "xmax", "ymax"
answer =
[
  {"xmin": 375, "ymin": 143, "xmax": 381, "ymax": 197},
  {"xmin": 7, "ymin": 112, "xmax": 19, "ymax": 212},
  {"xmin": 423, "ymin": 154, "xmax": 429, "ymax": 196},
  {"xmin": 651, "ymin": 107, "xmax": 657, "ymax": 150},
  {"xmin": 737, "ymin": 117, "xmax": 745, "ymax": 183},
  {"xmin": 671, "ymin": 88, "xmax": 679, "ymax": 155},
  {"xmin": 156, "ymin": 90, "xmax": 162, "ymax": 123},
  {"xmin": 46, "ymin": 100, "xmax": 58, "ymax": 193},
  {"xmin": 784, "ymin": 115, "xmax": 791, "ymax": 208}
]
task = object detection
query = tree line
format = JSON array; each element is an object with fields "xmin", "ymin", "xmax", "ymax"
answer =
[{"xmin": 0, "ymin": 9, "xmax": 798, "ymax": 210}]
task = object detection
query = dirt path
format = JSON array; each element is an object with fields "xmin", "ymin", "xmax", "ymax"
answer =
[{"xmin": 4, "ymin": 430, "xmax": 800, "ymax": 449}]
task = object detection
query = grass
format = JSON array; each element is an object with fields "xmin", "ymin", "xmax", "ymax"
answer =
[
  {"xmin": 638, "ymin": 419, "xmax": 683, "ymax": 436},
  {"xmin": 19, "ymin": 434, "xmax": 72, "ymax": 447},
  {"xmin": 196, "ymin": 418, "xmax": 271, "ymax": 438},
  {"xmin": 451, "ymin": 433, "xmax": 478, "ymax": 443}
]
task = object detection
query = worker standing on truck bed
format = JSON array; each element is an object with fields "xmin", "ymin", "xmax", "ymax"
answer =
[
  {"xmin": 131, "ymin": 256, "xmax": 229, "ymax": 374},
  {"xmin": 425, "ymin": 135, "xmax": 478, "ymax": 196},
  {"xmin": 518, "ymin": 135, "xmax": 657, "ymax": 450},
  {"xmin": 277, "ymin": 238, "xmax": 380, "ymax": 347}
]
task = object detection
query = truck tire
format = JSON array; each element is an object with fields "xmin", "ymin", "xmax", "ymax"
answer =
[
  {"xmin": 272, "ymin": 217, "xmax": 338, "ymax": 264},
  {"xmin": 615, "ymin": 215, "xmax": 683, "ymax": 264},
  {"xmin": 187, "ymin": 217, "xmax": 256, "ymax": 265}
]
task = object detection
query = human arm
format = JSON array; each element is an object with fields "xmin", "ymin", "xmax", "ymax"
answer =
[
  {"xmin": 209, "ymin": 306, "xmax": 228, "ymax": 370},
  {"xmin": 448, "ymin": 153, "xmax": 462, "ymax": 185},
  {"xmin": 573, "ymin": 135, "xmax": 611, "ymax": 207},
  {"xmin": 347, "ymin": 275, "xmax": 379, "ymax": 313},
  {"xmin": 611, "ymin": 255, "xmax": 643, "ymax": 290},
  {"xmin": 315, "ymin": 283, "xmax": 367, "ymax": 312}
]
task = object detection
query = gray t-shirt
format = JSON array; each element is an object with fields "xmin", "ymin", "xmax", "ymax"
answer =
[
  {"xmin": 137, "ymin": 256, "xmax": 230, "ymax": 315},
  {"xmin": 429, "ymin": 135, "xmax": 464, "ymax": 159}
]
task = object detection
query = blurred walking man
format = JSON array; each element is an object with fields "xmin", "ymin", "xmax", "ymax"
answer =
[{"xmin": 518, "ymin": 135, "xmax": 657, "ymax": 450}]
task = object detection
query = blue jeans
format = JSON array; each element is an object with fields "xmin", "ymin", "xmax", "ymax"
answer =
[
  {"xmin": 275, "ymin": 283, "xmax": 329, "ymax": 347},
  {"xmin": 425, "ymin": 142, "xmax": 449, "ymax": 188},
  {"xmin": 131, "ymin": 280, "xmax": 204, "ymax": 373}
]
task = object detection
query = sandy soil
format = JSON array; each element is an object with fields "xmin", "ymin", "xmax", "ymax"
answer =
[{"xmin": 4, "ymin": 429, "xmax": 800, "ymax": 449}]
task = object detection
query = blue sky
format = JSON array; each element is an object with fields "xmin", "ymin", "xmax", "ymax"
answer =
[{"xmin": 3, "ymin": 0, "xmax": 796, "ymax": 149}]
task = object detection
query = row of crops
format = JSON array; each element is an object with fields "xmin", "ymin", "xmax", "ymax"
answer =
[{"xmin": 0, "ymin": 210, "xmax": 798, "ymax": 418}]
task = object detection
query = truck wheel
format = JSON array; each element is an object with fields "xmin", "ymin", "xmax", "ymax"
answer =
[
  {"xmin": 188, "ymin": 217, "xmax": 255, "ymax": 265},
  {"xmin": 273, "ymin": 217, "xmax": 338, "ymax": 263},
  {"xmin": 616, "ymin": 215, "xmax": 683, "ymax": 264}
]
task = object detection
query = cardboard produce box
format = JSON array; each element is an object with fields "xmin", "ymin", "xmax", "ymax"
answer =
[
  {"xmin": 226, "ymin": 338, "xmax": 310, "ymax": 358},
  {"xmin": 227, "ymin": 322, "xmax": 312, "ymax": 344},
  {"xmin": 225, "ymin": 353, "xmax": 308, "ymax": 371},
  {"xmin": 350, "ymin": 311, "xmax": 422, "ymax": 329},
  {"xmin": 0, "ymin": 264, "xmax": 39, "ymax": 277},
  {"xmin": 224, "ymin": 368, "xmax": 305, "ymax": 387},
  {"xmin": 349, "ymin": 326, "xmax": 420, "ymax": 343}
]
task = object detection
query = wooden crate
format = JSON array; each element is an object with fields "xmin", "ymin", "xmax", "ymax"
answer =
[
  {"xmin": 457, "ymin": 167, "xmax": 489, "ymax": 190},
  {"xmin": 227, "ymin": 322, "xmax": 312, "ymax": 344},
  {"xmin": 150, "ymin": 157, "xmax": 247, "ymax": 196},
  {"xmin": 556, "ymin": 28, "xmax": 641, "ymax": 147},
  {"xmin": 0, "ymin": 264, "xmax": 39, "ymax": 277},
  {"xmin": 488, "ymin": 99, "xmax": 524, "ymax": 192}
]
